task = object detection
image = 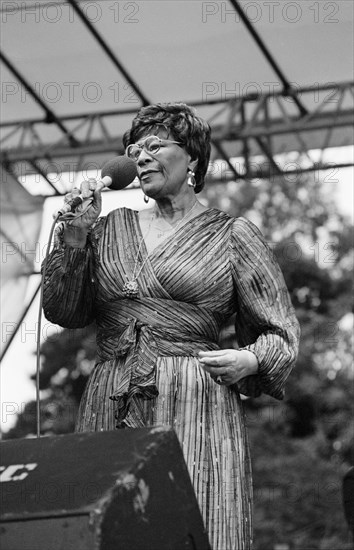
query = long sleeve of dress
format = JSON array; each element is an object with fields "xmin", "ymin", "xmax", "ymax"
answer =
[
  {"xmin": 230, "ymin": 217, "xmax": 300, "ymax": 399},
  {"xmin": 42, "ymin": 221, "xmax": 103, "ymax": 328}
]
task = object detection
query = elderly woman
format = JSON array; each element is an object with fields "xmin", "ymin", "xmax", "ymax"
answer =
[{"xmin": 43, "ymin": 103, "xmax": 300, "ymax": 549}]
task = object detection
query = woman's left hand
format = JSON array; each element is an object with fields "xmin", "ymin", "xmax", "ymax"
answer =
[{"xmin": 198, "ymin": 349, "xmax": 258, "ymax": 386}]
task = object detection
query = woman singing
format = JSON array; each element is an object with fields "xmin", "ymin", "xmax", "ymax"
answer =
[{"xmin": 43, "ymin": 103, "xmax": 300, "ymax": 549}]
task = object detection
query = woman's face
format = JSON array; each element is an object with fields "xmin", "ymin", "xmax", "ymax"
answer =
[{"xmin": 133, "ymin": 130, "xmax": 194, "ymax": 201}]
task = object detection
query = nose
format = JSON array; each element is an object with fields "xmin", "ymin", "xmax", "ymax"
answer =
[{"xmin": 137, "ymin": 147, "xmax": 153, "ymax": 167}]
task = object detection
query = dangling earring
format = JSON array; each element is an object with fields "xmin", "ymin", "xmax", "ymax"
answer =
[
  {"xmin": 187, "ymin": 170, "xmax": 196, "ymax": 188},
  {"xmin": 143, "ymin": 194, "xmax": 149, "ymax": 203}
]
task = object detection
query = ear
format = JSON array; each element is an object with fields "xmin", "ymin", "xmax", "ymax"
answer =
[{"xmin": 188, "ymin": 158, "xmax": 198, "ymax": 173}]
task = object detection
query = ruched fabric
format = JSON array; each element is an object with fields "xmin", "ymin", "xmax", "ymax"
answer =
[
  {"xmin": 95, "ymin": 297, "xmax": 220, "ymax": 427},
  {"xmin": 43, "ymin": 207, "xmax": 300, "ymax": 550}
]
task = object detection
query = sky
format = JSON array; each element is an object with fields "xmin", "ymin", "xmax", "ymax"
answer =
[{"xmin": 1, "ymin": 148, "xmax": 353, "ymax": 434}]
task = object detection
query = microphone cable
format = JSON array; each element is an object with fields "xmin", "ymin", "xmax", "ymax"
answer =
[
  {"xmin": 35, "ymin": 200, "xmax": 99, "ymax": 437},
  {"xmin": 35, "ymin": 212, "xmax": 61, "ymax": 438}
]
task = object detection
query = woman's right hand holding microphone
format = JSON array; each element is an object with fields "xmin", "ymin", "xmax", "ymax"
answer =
[
  {"xmin": 56, "ymin": 155, "xmax": 137, "ymax": 247},
  {"xmin": 60, "ymin": 179, "xmax": 104, "ymax": 248}
]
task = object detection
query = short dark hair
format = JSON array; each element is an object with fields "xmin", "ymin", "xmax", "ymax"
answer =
[{"xmin": 123, "ymin": 103, "xmax": 211, "ymax": 193}]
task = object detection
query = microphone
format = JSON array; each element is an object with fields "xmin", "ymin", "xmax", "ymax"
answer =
[{"xmin": 57, "ymin": 156, "xmax": 137, "ymax": 216}]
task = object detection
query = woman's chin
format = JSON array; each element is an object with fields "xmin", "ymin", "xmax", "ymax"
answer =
[{"xmin": 141, "ymin": 182, "xmax": 163, "ymax": 199}]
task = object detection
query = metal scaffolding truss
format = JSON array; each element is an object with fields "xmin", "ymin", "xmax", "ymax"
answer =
[
  {"xmin": 1, "ymin": 81, "xmax": 353, "ymax": 193},
  {"xmin": 209, "ymin": 81, "xmax": 354, "ymax": 180}
]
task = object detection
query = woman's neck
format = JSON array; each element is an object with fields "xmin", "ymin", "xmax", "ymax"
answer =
[{"xmin": 154, "ymin": 196, "xmax": 199, "ymax": 226}]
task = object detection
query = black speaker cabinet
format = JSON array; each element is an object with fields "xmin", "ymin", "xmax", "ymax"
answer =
[{"xmin": 0, "ymin": 427, "xmax": 211, "ymax": 550}]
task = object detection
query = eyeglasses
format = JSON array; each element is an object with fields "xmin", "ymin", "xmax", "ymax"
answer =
[{"xmin": 125, "ymin": 136, "xmax": 181, "ymax": 162}]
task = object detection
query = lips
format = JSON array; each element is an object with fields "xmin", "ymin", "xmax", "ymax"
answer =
[{"xmin": 139, "ymin": 169, "xmax": 160, "ymax": 179}]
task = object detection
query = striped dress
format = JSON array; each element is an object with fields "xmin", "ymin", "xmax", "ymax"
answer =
[{"xmin": 43, "ymin": 207, "xmax": 300, "ymax": 550}]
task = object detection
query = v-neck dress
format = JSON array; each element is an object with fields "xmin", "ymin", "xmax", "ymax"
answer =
[{"xmin": 43, "ymin": 207, "xmax": 300, "ymax": 550}]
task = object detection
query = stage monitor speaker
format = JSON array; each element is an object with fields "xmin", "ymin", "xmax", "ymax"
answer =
[{"xmin": 0, "ymin": 427, "xmax": 211, "ymax": 550}]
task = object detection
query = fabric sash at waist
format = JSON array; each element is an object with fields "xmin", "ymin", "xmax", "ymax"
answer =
[{"xmin": 94, "ymin": 297, "xmax": 222, "ymax": 427}]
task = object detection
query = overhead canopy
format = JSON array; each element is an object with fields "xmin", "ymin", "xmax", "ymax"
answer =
[{"xmin": 1, "ymin": 0, "xmax": 353, "ymax": 196}]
